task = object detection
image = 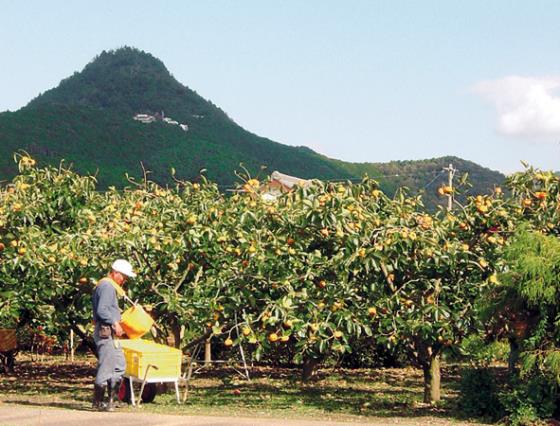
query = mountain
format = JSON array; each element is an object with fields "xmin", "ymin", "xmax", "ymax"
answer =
[{"xmin": 0, "ymin": 47, "xmax": 505, "ymax": 207}]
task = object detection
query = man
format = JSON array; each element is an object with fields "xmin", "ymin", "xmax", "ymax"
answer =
[{"xmin": 92, "ymin": 259, "xmax": 136, "ymax": 411}]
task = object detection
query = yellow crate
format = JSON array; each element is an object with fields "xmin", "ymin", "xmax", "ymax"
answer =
[
  {"xmin": 0, "ymin": 329, "xmax": 17, "ymax": 352},
  {"xmin": 119, "ymin": 339, "xmax": 181, "ymax": 379}
]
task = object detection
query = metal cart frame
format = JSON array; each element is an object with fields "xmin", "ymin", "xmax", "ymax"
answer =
[{"xmin": 125, "ymin": 370, "xmax": 181, "ymax": 406}]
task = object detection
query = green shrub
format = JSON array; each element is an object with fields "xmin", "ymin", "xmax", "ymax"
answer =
[
  {"xmin": 506, "ymin": 405, "xmax": 541, "ymax": 426},
  {"xmin": 457, "ymin": 367, "xmax": 504, "ymax": 421},
  {"xmin": 499, "ymin": 375, "xmax": 557, "ymax": 425}
]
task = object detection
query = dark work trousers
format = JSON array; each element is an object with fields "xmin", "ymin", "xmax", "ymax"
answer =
[{"xmin": 93, "ymin": 323, "xmax": 126, "ymax": 387}]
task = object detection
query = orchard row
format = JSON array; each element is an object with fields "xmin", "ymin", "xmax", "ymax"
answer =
[{"xmin": 1, "ymin": 154, "xmax": 558, "ymax": 402}]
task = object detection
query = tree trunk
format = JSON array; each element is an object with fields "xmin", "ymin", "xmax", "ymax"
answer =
[
  {"xmin": 170, "ymin": 321, "xmax": 182, "ymax": 349},
  {"xmin": 422, "ymin": 354, "xmax": 441, "ymax": 403},
  {"xmin": 302, "ymin": 357, "xmax": 320, "ymax": 382},
  {"xmin": 508, "ymin": 337, "xmax": 520, "ymax": 374}
]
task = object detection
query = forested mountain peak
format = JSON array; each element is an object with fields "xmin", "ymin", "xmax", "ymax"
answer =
[{"xmin": 25, "ymin": 46, "xmax": 223, "ymax": 121}]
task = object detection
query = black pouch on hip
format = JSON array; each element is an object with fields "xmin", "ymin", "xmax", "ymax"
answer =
[{"xmin": 99, "ymin": 324, "xmax": 112, "ymax": 339}]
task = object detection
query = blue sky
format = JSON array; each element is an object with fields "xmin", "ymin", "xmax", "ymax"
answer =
[{"xmin": 2, "ymin": 1, "xmax": 560, "ymax": 173}]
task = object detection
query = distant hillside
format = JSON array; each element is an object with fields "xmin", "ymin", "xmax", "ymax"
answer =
[
  {"xmin": 0, "ymin": 47, "xmax": 505, "ymax": 208},
  {"xmin": 330, "ymin": 156, "xmax": 506, "ymax": 207}
]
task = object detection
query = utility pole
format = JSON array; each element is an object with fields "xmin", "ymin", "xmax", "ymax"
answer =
[{"xmin": 443, "ymin": 163, "xmax": 455, "ymax": 211}]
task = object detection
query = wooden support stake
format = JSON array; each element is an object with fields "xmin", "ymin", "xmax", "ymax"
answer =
[
  {"xmin": 235, "ymin": 312, "xmax": 250, "ymax": 381},
  {"xmin": 70, "ymin": 329, "xmax": 75, "ymax": 362},
  {"xmin": 204, "ymin": 338, "xmax": 212, "ymax": 366}
]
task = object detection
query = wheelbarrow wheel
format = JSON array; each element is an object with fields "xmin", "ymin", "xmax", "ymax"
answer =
[
  {"xmin": 140, "ymin": 383, "xmax": 157, "ymax": 403},
  {"xmin": 118, "ymin": 378, "xmax": 131, "ymax": 403},
  {"xmin": 0, "ymin": 351, "xmax": 16, "ymax": 374},
  {"xmin": 118, "ymin": 378, "xmax": 157, "ymax": 403}
]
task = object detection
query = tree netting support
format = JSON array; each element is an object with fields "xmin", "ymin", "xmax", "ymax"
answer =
[{"xmin": 181, "ymin": 313, "xmax": 250, "ymax": 402}]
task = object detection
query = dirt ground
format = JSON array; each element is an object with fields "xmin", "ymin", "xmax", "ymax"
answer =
[
  {"xmin": 0, "ymin": 405, "xmax": 482, "ymax": 426},
  {"xmin": 0, "ymin": 355, "xmax": 488, "ymax": 426}
]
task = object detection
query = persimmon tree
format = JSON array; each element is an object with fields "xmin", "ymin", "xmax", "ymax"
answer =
[
  {"xmin": 0, "ymin": 154, "xmax": 97, "ymax": 350},
  {"xmin": 216, "ymin": 179, "xmax": 390, "ymax": 380}
]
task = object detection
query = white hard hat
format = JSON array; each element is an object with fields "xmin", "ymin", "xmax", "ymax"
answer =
[{"xmin": 112, "ymin": 259, "xmax": 137, "ymax": 278}]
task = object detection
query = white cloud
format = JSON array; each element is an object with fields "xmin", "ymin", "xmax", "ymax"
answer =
[{"xmin": 473, "ymin": 76, "xmax": 560, "ymax": 141}]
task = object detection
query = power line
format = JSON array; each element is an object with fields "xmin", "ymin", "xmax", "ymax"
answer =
[
  {"xmin": 217, "ymin": 171, "xmax": 449, "ymax": 190},
  {"xmin": 325, "ymin": 172, "xmax": 437, "ymax": 182},
  {"xmin": 82, "ymin": 170, "xmax": 458, "ymax": 192},
  {"xmin": 421, "ymin": 170, "xmax": 447, "ymax": 190}
]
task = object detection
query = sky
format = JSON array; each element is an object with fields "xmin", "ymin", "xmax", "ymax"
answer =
[{"xmin": 2, "ymin": 1, "xmax": 560, "ymax": 174}]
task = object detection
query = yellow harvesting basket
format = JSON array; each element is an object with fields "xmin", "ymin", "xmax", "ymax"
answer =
[
  {"xmin": 0, "ymin": 329, "xmax": 17, "ymax": 352},
  {"xmin": 120, "ymin": 305, "xmax": 154, "ymax": 339},
  {"xmin": 119, "ymin": 339, "xmax": 182, "ymax": 379}
]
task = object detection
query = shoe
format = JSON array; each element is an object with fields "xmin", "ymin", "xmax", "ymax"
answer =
[{"xmin": 92, "ymin": 384, "xmax": 107, "ymax": 410}]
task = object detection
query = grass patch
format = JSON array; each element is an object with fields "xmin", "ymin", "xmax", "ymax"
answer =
[{"xmin": 0, "ymin": 354, "xmax": 487, "ymax": 424}]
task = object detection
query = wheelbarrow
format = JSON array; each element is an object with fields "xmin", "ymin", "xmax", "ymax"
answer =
[{"xmin": 117, "ymin": 339, "xmax": 182, "ymax": 405}]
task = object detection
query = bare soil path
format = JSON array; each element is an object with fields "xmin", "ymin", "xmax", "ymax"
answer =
[{"xmin": 0, "ymin": 405, "xmax": 481, "ymax": 426}]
